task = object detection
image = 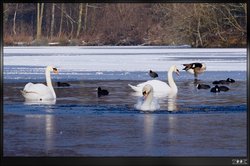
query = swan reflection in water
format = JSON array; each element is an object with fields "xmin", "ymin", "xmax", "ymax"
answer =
[
  {"xmin": 167, "ymin": 94, "xmax": 177, "ymax": 112},
  {"xmin": 24, "ymin": 105, "xmax": 56, "ymax": 153},
  {"xmin": 143, "ymin": 114, "xmax": 156, "ymax": 152},
  {"xmin": 131, "ymin": 92, "xmax": 177, "ymax": 111}
]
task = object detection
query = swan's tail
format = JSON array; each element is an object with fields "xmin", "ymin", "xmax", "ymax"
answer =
[
  {"xmin": 20, "ymin": 90, "xmax": 25, "ymax": 95},
  {"xmin": 128, "ymin": 84, "xmax": 141, "ymax": 92},
  {"xmin": 20, "ymin": 90, "xmax": 34, "ymax": 96},
  {"xmin": 20, "ymin": 90, "xmax": 27, "ymax": 98}
]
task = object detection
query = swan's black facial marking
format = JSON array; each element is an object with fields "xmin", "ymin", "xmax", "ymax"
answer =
[
  {"xmin": 142, "ymin": 89, "xmax": 150, "ymax": 97},
  {"xmin": 175, "ymin": 69, "xmax": 180, "ymax": 75},
  {"xmin": 142, "ymin": 88, "xmax": 151, "ymax": 97},
  {"xmin": 53, "ymin": 68, "xmax": 58, "ymax": 74}
]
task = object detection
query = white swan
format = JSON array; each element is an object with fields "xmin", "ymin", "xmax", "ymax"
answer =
[
  {"xmin": 135, "ymin": 84, "xmax": 160, "ymax": 111},
  {"xmin": 129, "ymin": 65, "xmax": 180, "ymax": 97},
  {"xmin": 20, "ymin": 66, "xmax": 58, "ymax": 101}
]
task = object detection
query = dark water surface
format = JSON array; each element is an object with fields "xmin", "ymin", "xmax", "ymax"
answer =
[{"xmin": 3, "ymin": 77, "xmax": 247, "ymax": 156}]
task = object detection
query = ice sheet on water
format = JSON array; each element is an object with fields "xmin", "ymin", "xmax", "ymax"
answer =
[
  {"xmin": 3, "ymin": 46, "xmax": 247, "ymax": 82},
  {"xmin": 4, "ymin": 46, "xmax": 246, "ymax": 54},
  {"xmin": 3, "ymin": 66, "xmax": 246, "ymax": 83}
]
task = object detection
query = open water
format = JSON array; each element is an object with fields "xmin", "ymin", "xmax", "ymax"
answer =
[{"xmin": 3, "ymin": 46, "xmax": 247, "ymax": 156}]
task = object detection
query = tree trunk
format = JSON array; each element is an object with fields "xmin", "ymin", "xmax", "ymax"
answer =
[
  {"xmin": 76, "ymin": 3, "xmax": 83, "ymax": 38},
  {"xmin": 84, "ymin": 3, "xmax": 88, "ymax": 33},
  {"xmin": 59, "ymin": 3, "xmax": 64, "ymax": 37},
  {"xmin": 197, "ymin": 16, "xmax": 203, "ymax": 47},
  {"xmin": 50, "ymin": 3, "xmax": 55, "ymax": 39},
  {"xmin": 3, "ymin": 3, "xmax": 9, "ymax": 26},
  {"xmin": 36, "ymin": 3, "xmax": 44, "ymax": 40},
  {"xmin": 70, "ymin": 21, "xmax": 74, "ymax": 39},
  {"xmin": 244, "ymin": 3, "xmax": 247, "ymax": 25},
  {"xmin": 194, "ymin": 4, "xmax": 203, "ymax": 47},
  {"xmin": 13, "ymin": 4, "xmax": 18, "ymax": 35},
  {"xmin": 36, "ymin": 3, "xmax": 39, "ymax": 39}
]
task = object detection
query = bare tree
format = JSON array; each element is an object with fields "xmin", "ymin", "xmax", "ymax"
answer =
[
  {"xmin": 58, "ymin": 3, "xmax": 64, "ymax": 37},
  {"xmin": 3, "ymin": 3, "xmax": 247, "ymax": 47},
  {"xmin": 84, "ymin": 3, "xmax": 88, "ymax": 33},
  {"xmin": 13, "ymin": 4, "xmax": 18, "ymax": 35},
  {"xmin": 3, "ymin": 3, "xmax": 9, "ymax": 26},
  {"xmin": 76, "ymin": 3, "xmax": 83, "ymax": 38},
  {"xmin": 50, "ymin": 3, "xmax": 55, "ymax": 39},
  {"xmin": 36, "ymin": 3, "xmax": 44, "ymax": 40}
]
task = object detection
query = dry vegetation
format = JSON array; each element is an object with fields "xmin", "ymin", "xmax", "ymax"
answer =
[{"xmin": 3, "ymin": 3, "xmax": 247, "ymax": 47}]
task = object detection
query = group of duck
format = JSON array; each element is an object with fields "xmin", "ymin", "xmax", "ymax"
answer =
[
  {"xmin": 197, "ymin": 78, "xmax": 235, "ymax": 92},
  {"xmin": 20, "ymin": 62, "xmax": 235, "ymax": 103}
]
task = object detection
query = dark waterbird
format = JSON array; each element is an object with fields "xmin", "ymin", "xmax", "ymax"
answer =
[
  {"xmin": 149, "ymin": 70, "xmax": 158, "ymax": 78},
  {"xmin": 226, "ymin": 78, "xmax": 235, "ymax": 83},
  {"xmin": 212, "ymin": 78, "xmax": 235, "ymax": 84},
  {"xmin": 210, "ymin": 85, "xmax": 220, "ymax": 93},
  {"xmin": 97, "ymin": 87, "xmax": 109, "ymax": 97},
  {"xmin": 197, "ymin": 84, "xmax": 211, "ymax": 89},
  {"xmin": 57, "ymin": 82, "xmax": 70, "ymax": 87},
  {"xmin": 219, "ymin": 86, "xmax": 230, "ymax": 92}
]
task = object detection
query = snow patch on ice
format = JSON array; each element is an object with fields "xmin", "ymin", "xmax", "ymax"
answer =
[{"xmin": 3, "ymin": 46, "xmax": 247, "ymax": 72}]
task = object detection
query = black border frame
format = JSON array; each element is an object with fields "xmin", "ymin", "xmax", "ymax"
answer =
[{"xmin": 1, "ymin": 0, "xmax": 249, "ymax": 166}]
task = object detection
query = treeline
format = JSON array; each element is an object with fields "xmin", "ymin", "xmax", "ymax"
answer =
[{"xmin": 3, "ymin": 3, "xmax": 247, "ymax": 47}]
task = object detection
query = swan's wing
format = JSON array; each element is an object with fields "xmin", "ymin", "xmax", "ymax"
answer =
[
  {"xmin": 129, "ymin": 81, "xmax": 156, "ymax": 92},
  {"xmin": 129, "ymin": 80, "xmax": 170, "ymax": 93},
  {"xmin": 136, "ymin": 82, "xmax": 149, "ymax": 88},
  {"xmin": 21, "ymin": 90, "xmax": 41, "ymax": 100},
  {"xmin": 23, "ymin": 83, "xmax": 51, "ymax": 95},
  {"xmin": 23, "ymin": 82, "xmax": 34, "ymax": 91},
  {"xmin": 148, "ymin": 80, "xmax": 172, "ymax": 94},
  {"xmin": 135, "ymin": 80, "xmax": 160, "ymax": 89},
  {"xmin": 145, "ymin": 80, "xmax": 167, "ymax": 86},
  {"xmin": 142, "ymin": 80, "xmax": 169, "ymax": 89},
  {"xmin": 128, "ymin": 84, "xmax": 142, "ymax": 92}
]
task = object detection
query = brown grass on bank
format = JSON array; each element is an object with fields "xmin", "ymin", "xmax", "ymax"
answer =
[{"xmin": 4, "ymin": 33, "xmax": 34, "ymax": 46}]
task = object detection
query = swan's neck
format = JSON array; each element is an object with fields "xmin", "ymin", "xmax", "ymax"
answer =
[
  {"xmin": 46, "ymin": 69, "xmax": 56, "ymax": 98},
  {"xmin": 142, "ymin": 91, "xmax": 153, "ymax": 107},
  {"xmin": 168, "ymin": 69, "xmax": 178, "ymax": 93}
]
